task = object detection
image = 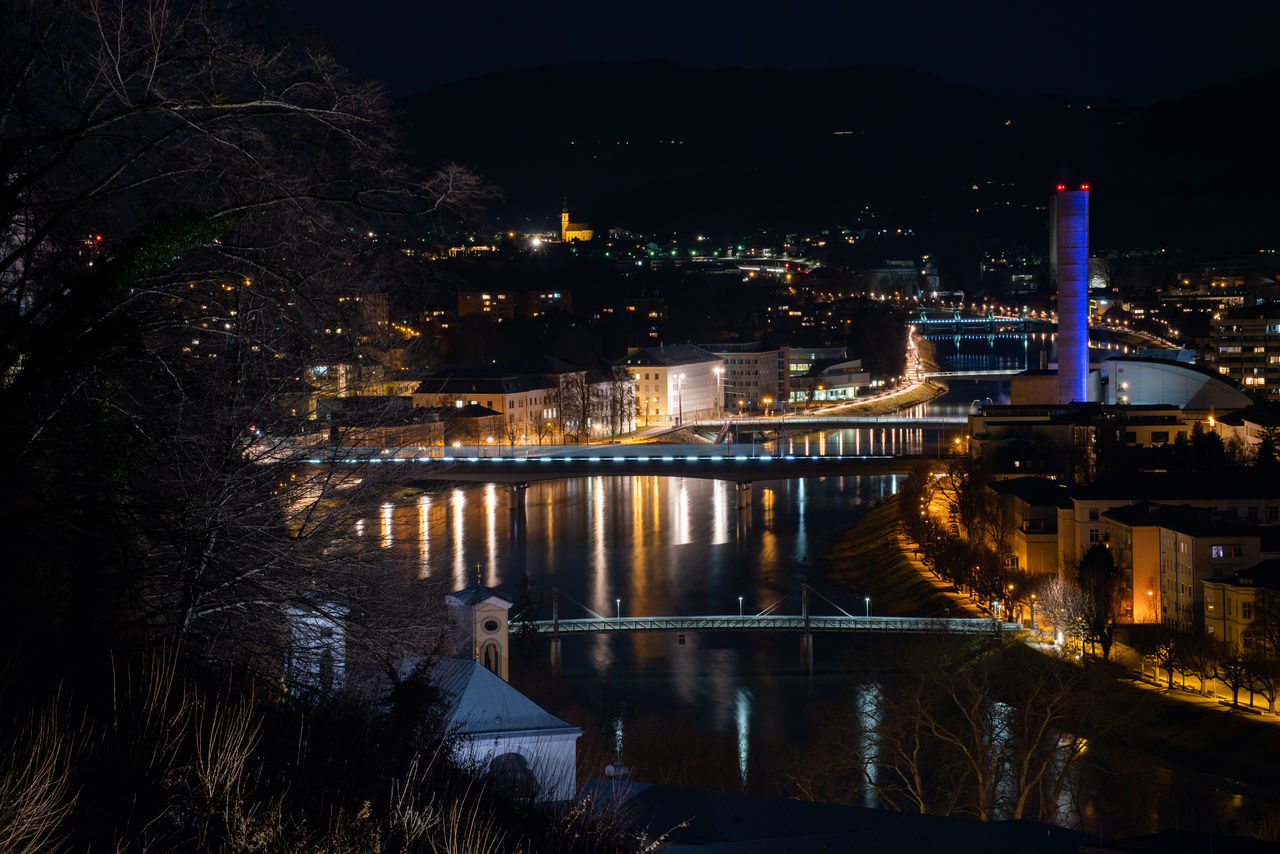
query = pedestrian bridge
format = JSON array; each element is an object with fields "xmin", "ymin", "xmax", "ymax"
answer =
[
  {"xmin": 521, "ymin": 585, "xmax": 1024, "ymax": 673},
  {"xmin": 514, "ymin": 614, "xmax": 1019, "ymax": 635}
]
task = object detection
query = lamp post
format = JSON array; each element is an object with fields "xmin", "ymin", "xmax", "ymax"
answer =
[
  {"xmin": 714, "ymin": 366, "xmax": 724, "ymax": 416},
  {"xmin": 738, "ymin": 596, "xmax": 744, "ymax": 617},
  {"xmin": 677, "ymin": 373, "xmax": 685, "ymax": 426},
  {"xmin": 616, "ymin": 598, "xmax": 621, "ymax": 620},
  {"xmin": 864, "ymin": 596, "xmax": 871, "ymax": 617},
  {"xmin": 1030, "ymin": 593, "xmax": 1037, "ymax": 630}
]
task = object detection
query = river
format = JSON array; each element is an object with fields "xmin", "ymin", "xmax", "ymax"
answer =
[{"xmin": 354, "ymin": 335, "xmax": 1280, "ymax": 840}]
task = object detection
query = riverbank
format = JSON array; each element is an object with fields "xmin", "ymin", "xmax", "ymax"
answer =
[
  {"xmin": 822, "ymin": 494, "xmax": 982, "ymax": 618},
  {"xmin": 811, "ymin": 378, "xmax": 948, "ymax": 418},
  {"xmin": 872, "ymin": 498, "xmax": 1280, "ymax": 817}
]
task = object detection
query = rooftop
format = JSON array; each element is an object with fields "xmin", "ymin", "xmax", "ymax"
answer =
[
  {"xmin": 618, "ymin": 343, "xmax": 722, "ymax": 368},
  {"xmin": 1076, "ymin": 468, "xmax": 1280, "ymax": 502},
  {"xmin": 1100, "ymin": 502, "xmax": 1256, "ymax": 537},
  {"xmin": 431, "ymin": 658, "xmax": 578, "ymax": 738},
  {"xmin": 988, "ymin": 476, "xmax": 1074, "ymax": 509}
]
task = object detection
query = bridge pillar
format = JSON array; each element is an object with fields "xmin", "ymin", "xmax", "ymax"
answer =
[
  {"xmin": 736, "ymin": 481, "xmax": 752, "ymax": 509},
  {"xmin": 507, "ymin": 482, "xmax": 528, "ymax": 514},
  {"xmin": 550, "ymin": 638, "xmax": 562, "ymax": 675},
  {"xmin": 550, "ymin": 588, "xmax": 561, "ymax": 674},
  {"xmin": 801, "ymin": 584, "xmax": 813, "ymax": 674}
]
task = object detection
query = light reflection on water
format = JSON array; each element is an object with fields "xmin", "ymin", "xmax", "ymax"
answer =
[
  {"xmin": 366, "ymin": 461, "xmax": 900, "ymax": 797},
  {"xmin": 355, "ymin": 368, "xmax": 1280, "ymax": 838}
]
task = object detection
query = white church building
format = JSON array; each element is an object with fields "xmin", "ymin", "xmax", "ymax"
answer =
[{"xmin": 438, "ymin": 584, "xmax": 581, "ymax": 801}]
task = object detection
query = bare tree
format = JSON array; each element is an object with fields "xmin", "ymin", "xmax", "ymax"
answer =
[
  {"xmin": 533, "ymin": 414, "xmax": 555, "ymax": 446},
  {"xmin": 1033, "ymin": 576, "xmax": 1092, "ymax": 652},
  {"xmin": 1215, "ymin": 642, "xmax": 1251, "ymax": 706},
  {"xmin": 502, "ymin": 414, "xmax": 522, "ymax": 451},
  {"xmin": 0, "ymin": 0, "xmax": 484, "ymax": 677},
  {"xmin": 601, "ymin": 368, "xmax": 636, "ymax": 437}
]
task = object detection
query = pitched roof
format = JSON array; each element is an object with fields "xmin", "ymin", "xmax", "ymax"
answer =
[
  {"xmin": 431, "ymin": 658, "xmax": 579, "ymax": 738},
  {"xmin": 1211, "ymin": 559, "xmax": 1280, "ymax": 591},
  {"xmin": 412, "ymin": 373, "xmax": 551, "ymax": 396},
  {"xmin": 617, "ymin": 343, "xmax": 722, "ymax": 368},
  {"xmin": 1075, "ymin": 469, "xmax": 1280, "ymax": 502},
  {"xmin": 445, "ymin": 584, "xmax": 513, "ymax": 609},
  {"xmin": 1100, "ymin": 502, "xmax": 1256, "ymax": 537},
  {"xmin": 987, "ymin": 477, "xmax": 1074, "ymax": 509}
]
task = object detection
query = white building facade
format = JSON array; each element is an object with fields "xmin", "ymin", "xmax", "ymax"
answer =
[{"xmin": 619, "ymin": 344, "xmax": 724, "ymax": 426}]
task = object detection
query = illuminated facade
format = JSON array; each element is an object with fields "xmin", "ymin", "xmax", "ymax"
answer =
[
  {"xmin": 620, "ymin": 344, "xmax": 724, "ymax": 425},
  {"xmin": 707, "ymin": 343, "xmax": 791, "ymax": 410},
  {"xmin": 560, "ymin": 199, "xmax": 593, "ymax": 243},
  {"xmin": 1203, "ymin": 561, "xmax": 1280, "ymax": 651},
  {"xmin": 1054, "ymin": 185, "xmax": 1089, "ymax": 404},
  {"xmin": 1207, "ymin": 305, "xmax": 1280, "ymax": 397}
]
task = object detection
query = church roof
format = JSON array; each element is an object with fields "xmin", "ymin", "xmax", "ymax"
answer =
[
  {"xmin": 445, "ymin": 584, "xmax": 513, "ymax": 609},
  {"xmin": 432, "ymin": 658, "xmax": 580, "ymax": 738}
]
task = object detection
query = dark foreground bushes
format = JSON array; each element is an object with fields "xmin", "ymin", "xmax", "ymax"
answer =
[{"xmin": 0, "ymin": 648, "xmax": 649, "ymax": 853}]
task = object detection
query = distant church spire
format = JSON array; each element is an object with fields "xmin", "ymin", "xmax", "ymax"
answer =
[{"xmin": 559, "ymin": 196, "xmax": 592, "ymax": 244}]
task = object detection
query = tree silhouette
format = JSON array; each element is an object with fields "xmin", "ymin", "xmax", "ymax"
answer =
[{"xmin": 0, "ymin": 0, "xmax": 484, "ymax": 674}]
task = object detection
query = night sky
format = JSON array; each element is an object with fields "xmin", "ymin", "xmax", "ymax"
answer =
[{"xmin": 288, "ymin": 0, "xmax": 1279, "ymax": 103}]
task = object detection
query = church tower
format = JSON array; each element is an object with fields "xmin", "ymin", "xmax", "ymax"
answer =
[
  {"xmin": 559, "ymin": 197, "xmax": 593, "ymax": 243},
  {"xmin": 446, "ymin": 583, "xmax": 513, "ymax": 682}
]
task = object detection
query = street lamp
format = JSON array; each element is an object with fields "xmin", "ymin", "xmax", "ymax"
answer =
[
  {"xmin": 738, "ymin": 596, "xmax": 744, "ymax": 617},
  {"xmin": 677, "ymin": 373, "xmax": 685, "ymax": 426},
  {"xmin": 864, "ymin": 596, "xmax": 871, "ymax": 617},
  {"xmin": 616, "ymin": 598, "xmax": 621, "ymax": 620}
]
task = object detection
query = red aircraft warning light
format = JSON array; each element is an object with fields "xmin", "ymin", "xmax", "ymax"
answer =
[
  {"xmin": 1080, "ymin": 183, "xmax": 1090, "ymax": 190},
  {"xmin": 1056, "ymin": 184, "xmax": 1066, "ymax": 191}
]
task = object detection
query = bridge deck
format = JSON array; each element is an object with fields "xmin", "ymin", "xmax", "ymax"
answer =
[
  {"xmin": 302, "ymin": 447, "xmax": 932, "ymax": 482},
  {"xmin": 518, "ymin": 615, "xmax": 1021, "ymax": 635}
]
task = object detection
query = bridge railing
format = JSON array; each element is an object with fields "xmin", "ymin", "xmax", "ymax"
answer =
[{"xmin": 514, "ymin": 615, "xmax": 1021, "ymax": 635}]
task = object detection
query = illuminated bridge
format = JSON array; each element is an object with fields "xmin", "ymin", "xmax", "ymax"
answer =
[
  {"xmin": 516, "ymin": 614, "xmax": 1019, "ymax": 636},
  {"xmin": 303, "ymin": 444, "xmax": 928, "ymax": 487},
  {"xmin": 913, "ymin": 310, "xmax": 1053, "ymax": 333},
  {"xmin": 921, "ymin": 369, "xmax": 1028, "ymax": 379},
  {"xmin": 723, "ymin": 414, "xmax": 965, "ymax": 430},
  {"xmin": 516, "ymin": 586, "xmax": 1023, "ymax": 672}
]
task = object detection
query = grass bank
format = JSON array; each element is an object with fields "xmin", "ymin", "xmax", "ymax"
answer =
[
  {"xmin": 832, "ymin": 497, "xmax": 1280, "ymax": 795},
  {"xmin": 1072, "ymin": 659, "xmax": 1280, "ymax": 793},
  {"xmin": 822, "ymin": 494, "xmax": 976, "ymax": 618},
  {"xmin": 820, "ymin": 378, "xmax": 948, "ymax": 417}
]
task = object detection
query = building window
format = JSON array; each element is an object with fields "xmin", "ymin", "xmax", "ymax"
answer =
[
  {"xmin": 1212, "ymin": 544, "xmax": 1243, "ymax": 558},
  {"xmin": 1089, "ymin": 529, "xmax": 1100, "ymax": 544},
  {"xmin": 1088, "ymin": 508, "xmax": 1099, "ymax": 521},
  {"xmin": 1248, "ymin": 506, "xmax": 1259, "ymax": 521},
  {"xmin": 1243, "ymin": 601, "xmax": 1253, "ymax": 620},
  {"xmin": 1269, "ymin": 506, "xmax": 1278, "ymax": 522}
]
